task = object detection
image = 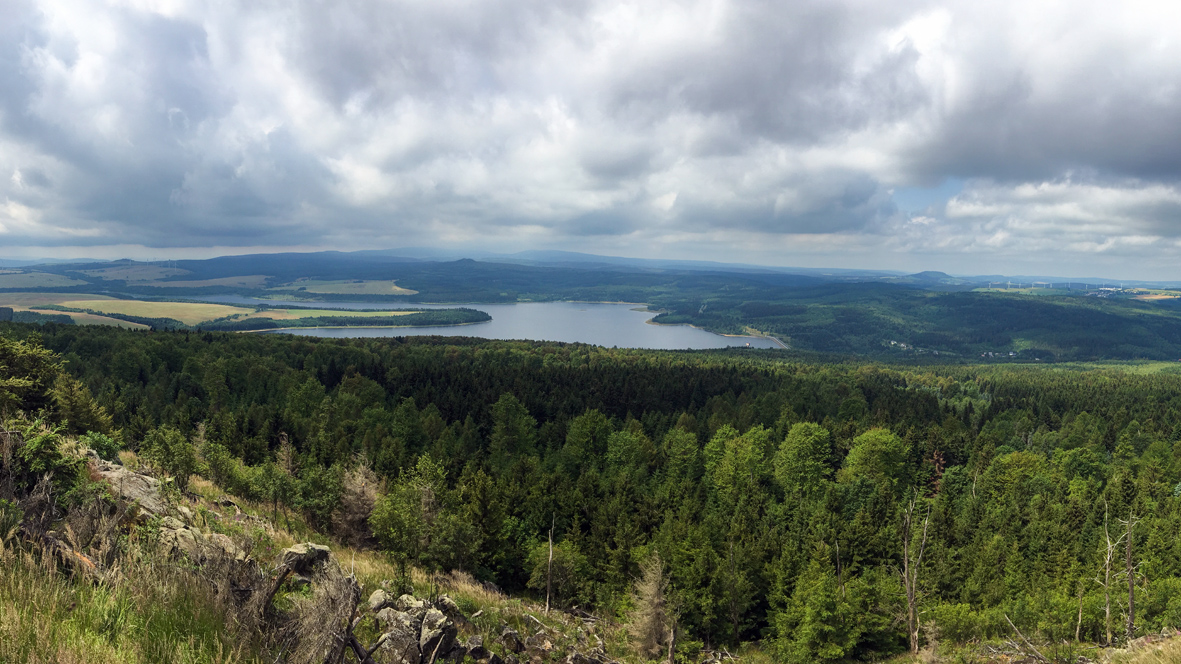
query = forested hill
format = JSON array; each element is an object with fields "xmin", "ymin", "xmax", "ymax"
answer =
[
  {"xmin": 10, "ymin": 252, "xmax": 1181, "ymax": 360},
  {"xmin": 5, "ymin": 321, "xmax": 1181, "ymax": 660}
]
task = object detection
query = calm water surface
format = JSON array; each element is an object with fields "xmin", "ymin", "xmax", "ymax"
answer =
[{"xmin": 195, "ymin": 297, "xmax": 784, "ymax": 350}]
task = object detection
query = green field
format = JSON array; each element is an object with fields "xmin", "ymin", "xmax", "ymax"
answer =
[
  {"xmin": 0, "ymin": 272, "xmax": 89, "ymax": 288},
  {"xmin": 272, "ymin": 278, "xmax": 417, "ymax": 295},
  {"xmin": 247, "ymin": 308, "xmax": 417, "ymax": 320}
]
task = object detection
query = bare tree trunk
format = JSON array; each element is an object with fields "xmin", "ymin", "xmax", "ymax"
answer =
[
  {"xmin": 900, "ymin": 494, "xmax": 931, "ymax": 654},
  {"xmin": 546, "ymin": 514, "xmax": 554, "ymax": 614},
  {"xmin": 1095, "ymin": 499, "xmax": 1125, "ymax": 646},
  {"xmin": 667, "ymin": 617, "xmax": 677, "ymax": 664},
  {"xmin": 1123, "ymin": 510, "xmax": 1140, "ymax": 642},
  {"xmin": 1076, "ymin": 584, "xmax": 1083, "ymax": 643}
]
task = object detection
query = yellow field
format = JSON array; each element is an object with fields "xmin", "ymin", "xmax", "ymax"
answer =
[
  {"xmin": 58, "ymin": 299, "xmax": 253, "ymax": 325},
  {"xmin": 3, "ymin": 293, "xmax": 423, "ymax": 328},
  {"xmin": 272, "ymin": 279, "xmax": 417, "ymax": 295},
  {"xmin": 0, "ymin": 293, "xmax": 144, "ymax": 329},
  {"xmin": 0, "ymin": 272, "xmax": 89, "ymax": 288}
]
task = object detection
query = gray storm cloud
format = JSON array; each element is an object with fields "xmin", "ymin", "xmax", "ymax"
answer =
[{"xmin": 1, "ymin": 0, "xmax": 1180, "ymax": 276}]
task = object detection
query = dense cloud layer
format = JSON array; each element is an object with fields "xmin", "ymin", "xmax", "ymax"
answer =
[{"xmin": 2, "ymin": 0, "xmax": 1180, "ymax": 277}]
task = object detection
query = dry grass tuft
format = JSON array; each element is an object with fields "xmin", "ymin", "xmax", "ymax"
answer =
[
  {"xmin": 0, "ymin": 535, "xmax": 263, "ymax": 664},
  {"xmin": 1106, "ymin": 636, "xmax": 1181, "ymax": 663}
]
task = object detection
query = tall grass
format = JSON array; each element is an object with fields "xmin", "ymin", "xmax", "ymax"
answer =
[
  {"xmin": 0, "ymin": 540, "xmax": 262, "ymax": 664},
  {"xmin": 1108, "ymin": 638, "xmax": 1181, "ymax": 664}
]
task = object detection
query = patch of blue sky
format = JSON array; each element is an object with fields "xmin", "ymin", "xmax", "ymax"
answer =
[{"xmin": 891, "ymin": 178, "xmax": 965, "ymax": 215}]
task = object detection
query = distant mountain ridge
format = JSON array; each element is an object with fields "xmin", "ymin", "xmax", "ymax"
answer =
[{"xmin": 8, "ymin": 247, "xmax": 1181, "ymax": 287}]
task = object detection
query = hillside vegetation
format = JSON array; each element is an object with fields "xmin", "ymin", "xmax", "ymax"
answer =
[{"xmin": 7, "ymin": 322, "xmax": 1181, "ymax": 662}]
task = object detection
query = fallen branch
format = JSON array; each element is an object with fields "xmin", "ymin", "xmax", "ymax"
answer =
[
  {"xmin": 1005, "ymin": 614, "xmax": 1049, "ymax": 663},
  {"xmin": 348, "ymin": 633, "xmax": 387, "ymax": 664},
  {"xmin": 258, "ymin": 564, "xmax": 293, "ymax": 618}
]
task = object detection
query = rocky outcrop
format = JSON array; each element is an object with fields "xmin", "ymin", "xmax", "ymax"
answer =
[
  {"xmin": 281, "ymin": 542, "xmax": 331, "ymax": 573},
  {"xmin": 93, "ymin": 458, "xmax": 170, "ymax": 519},
  {"xmin": 158, "ymin": 515, "xmax": 250, "ymax": 563},
  {"xmin": 363, "ymin": 592, "xmax": 615, "ymax": 664}
]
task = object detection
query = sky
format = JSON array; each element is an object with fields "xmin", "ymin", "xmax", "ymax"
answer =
[{"xmin": 2, "ymin": 0, "xmax": 1181, "ymax": 279}]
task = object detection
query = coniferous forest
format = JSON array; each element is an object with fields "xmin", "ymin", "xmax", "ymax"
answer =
[{"xmin": 6, "ymin": 321, "xmax": 1181, "ymax": 661}]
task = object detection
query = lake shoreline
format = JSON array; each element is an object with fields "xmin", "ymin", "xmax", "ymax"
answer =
[
  {"xmin": 644, "ymin": 317, "xmax": 789, "ymax": 349},
  {"xmin": 246, "ymin": 320, "xmax": 491, "ymax": 334},
  {"xmin": 190, "ymin": 296, "xmax": 782, "ymax": 349}
]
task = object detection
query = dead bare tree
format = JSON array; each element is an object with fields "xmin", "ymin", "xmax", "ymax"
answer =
[
  {"xmin": 1120, "ymin": 509, "xmax": 1141, "ymax": 642},
  {"xmin": 628, "ymin": 553, "xmax": 673, "ymax": 660},
  {"xmin": 1095, "ymin": 499, "xmax": 1126, "ymax": 646},
  {"xmin": 899, "ymin": 493, "xmax": 931, "ymax": 654},
  {"xmin": 545, "ymin": 513, "xmax": 554, "ymax": 614}
]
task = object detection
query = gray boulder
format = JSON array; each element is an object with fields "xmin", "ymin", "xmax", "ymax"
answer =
[
  {"xmin": 206, "ymin": 532, "xmax": 248, "ymax": 562},
  {"xmin": 370, "ymin": 588, "xmax": 395, "ymax": 612},
  {"xmin": 465, "ymin": 635, "xmax": 490, "ymax": 661},
  {"xmin": 373, "ymin": 623, "xmax": 422, "ymax": 664},
  {"xmin": 377, "ymin": 608, "xmax": 418, "ymax": 632},
  {"xmin": 524, "ymin": 632, "xmax": 553, "ymax": 656},
  {"xmin": 159, "ymin": 524, "xmax": 248, "ymax": 563},
  {"xmin": 435, "ymin": 595, "xmax": 463, "ymax": 619},
  {"xmin": 499, "ymin": 627, "xmax": 525, "ymax": 654},
  {"xmin": 96, "ymin": 462, "xmax": 169, "ymax": 518},
  {"xmin": 396, "ymin": 594, "xmax": 429, "ymax": 621},
  {"xmin": 159, "ymin": 525, "xmax": 201, "ymax": 558},
  {"xmin": 280, "ymin": 542, "xmax": 330, "ymax": 573},
  {"xmin": 418, "ymin": 608, "xmax": 458, "ymax": 661}
]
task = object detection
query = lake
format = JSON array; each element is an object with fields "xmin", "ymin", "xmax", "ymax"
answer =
[{"xmin": 194, "ymin": 297, "xmax": 784, "ymax": 350}]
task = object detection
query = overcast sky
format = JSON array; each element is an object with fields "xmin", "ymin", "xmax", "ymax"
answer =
[{"xmin": 2, "ymin": 0, "xmax": 1181, "ymax": 278}]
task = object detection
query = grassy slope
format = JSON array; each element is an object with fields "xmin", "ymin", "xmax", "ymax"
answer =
[{"xmin": 0, "ymin": 452, "xmax": 667, "ymax": 664}]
